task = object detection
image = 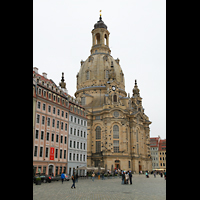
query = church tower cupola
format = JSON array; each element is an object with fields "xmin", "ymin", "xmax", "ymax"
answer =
[
  {"xmin": 91, "ymin": 11, "xmax": 111, "ymax": 55},
  {"xmin": 133, "ymin": 79, "xmax": 140, "ymax": 97}
]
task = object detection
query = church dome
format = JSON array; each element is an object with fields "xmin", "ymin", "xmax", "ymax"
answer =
[
  {"xmin": 76, "ymin": 54, "xmax": 125, "ymax": 91},
  {"xmin": 75, "ymin": 15, "xmax": 126, "ymax": 98}
]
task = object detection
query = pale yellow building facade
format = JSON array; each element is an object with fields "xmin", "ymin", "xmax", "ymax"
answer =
[{"xmin": 75, "ymin": 15, "xmax": 152, "ymax": 173}]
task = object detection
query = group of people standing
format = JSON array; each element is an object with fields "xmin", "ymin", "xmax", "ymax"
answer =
[{"xmin": 121, "ymin": 171, "xmax": 132, "ymax": 185}]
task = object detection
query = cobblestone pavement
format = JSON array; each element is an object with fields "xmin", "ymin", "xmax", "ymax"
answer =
[{"xmin": 33, "ymin": 174, "xmax": 166, "ymax": 200}]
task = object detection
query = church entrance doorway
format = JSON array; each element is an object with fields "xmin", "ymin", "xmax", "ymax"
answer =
[
  {"xmin": 115, "ymin": 160, "xmax": 120, "ymax": 170},
  {"xmin": 115, "ymin": 164, "xmax": 120, "ymax": 169},
  {"xmin": 139, "ymin": 165, "xmax": 142, "ymax": 172}
]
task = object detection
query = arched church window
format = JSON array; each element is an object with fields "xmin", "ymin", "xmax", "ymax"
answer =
[
  {"xmin": 104, "ymin": 34, "xmax": 108, "ymax": 45},
  {"xmin": 114, "ymin": 95, "xmax": 117, "ymax": 102},
  {"xmin": 95, "ymin": 33, "xmax": 100, "ymax": 45},
  {"xmin": 96, "ymin": 126, "xmax": 101, "ymax": 139},
  {"xmin": 113, "ymin": 125, "xmax": 119, "ymax": 139},
  {"xmin": 105, "ymin": 70, "xmax": 109, "ymax": 79},
  {"xmin": 81, "ymin": 97, "xmax": 85, "ymax": 106}
]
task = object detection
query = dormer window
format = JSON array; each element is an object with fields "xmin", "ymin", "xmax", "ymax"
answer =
[{"xmin": 86, "ymin": 71, "xmax": 90, "ymax": 80}]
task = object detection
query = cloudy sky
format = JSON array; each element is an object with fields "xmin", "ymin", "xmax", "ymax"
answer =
[{"xmin": 33, "ymin": 0, "xmax": 166, "ymax": 139}]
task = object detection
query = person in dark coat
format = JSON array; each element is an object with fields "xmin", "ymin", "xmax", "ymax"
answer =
[
  {"xmin": 129, "ymin": 171, "xmax": 132, "ymax": 184},
  {"xmin": 122, "ymin": 172, "xmax": 125, "ymax": 184},
  {"xmin": 71, "ymin": 173, "xmax": 76, "ymax": 189}
]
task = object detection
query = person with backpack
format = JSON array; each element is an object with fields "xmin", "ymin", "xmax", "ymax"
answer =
[{"xmin": 71, "ymin": 172, "xmax": 76, "ymax": 189}]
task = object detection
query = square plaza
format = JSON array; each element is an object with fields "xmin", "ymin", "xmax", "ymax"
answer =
[{"xmin": 33, "ymin": 174, "xmax": 166, "ymax": 200}]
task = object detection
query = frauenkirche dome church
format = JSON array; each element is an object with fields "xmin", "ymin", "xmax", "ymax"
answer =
[{"xmin": 75, "ymin": 13, "xmax": 152, "ymax": 173}]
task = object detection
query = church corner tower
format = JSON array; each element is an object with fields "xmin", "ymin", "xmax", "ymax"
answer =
[{"xmin": 75, "ymin": 13, "xmax": 152, "ymax": 173}]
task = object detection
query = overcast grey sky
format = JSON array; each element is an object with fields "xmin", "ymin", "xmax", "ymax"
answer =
[{"xmin": 33, "ymin": 0, "xmax": 166, "ymax": 139}]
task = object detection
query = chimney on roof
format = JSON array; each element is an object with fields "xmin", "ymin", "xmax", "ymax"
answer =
[
  {"xmin": 42, "ymin": 72, "xmax": 47, "ymax": 79},
  {"xmin": 33, "ymin": 67, "xmax": 38, "ymax": 74}
]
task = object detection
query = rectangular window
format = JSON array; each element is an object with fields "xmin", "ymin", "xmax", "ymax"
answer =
[
  {"xmin": 61, "ymin": 122, "xmax": 63, "ymax": 130},
  {"xmin": 34, "ymin": 146, "xmax": 38, "ymax": 156},
  {"xmin": 56, "ymin": 134, "xmax": 59, "ymax": 143},
  {"xmin": 65, "ymin": 123, "xmax": 67, "ymax": 131},
  {"xmin": 96, "ymin": 141, "xmax": 101, "ymax": 153},
  {"xmin": 113, "ymin": 140, "xmax": 119, "ymax": 153},
  {"xmin": 80, "ymin": 154, "xmax": 82, "ymax": 161},
  {"xmin": 57, "ymin": 120, "xmax": 59, "ymax": 129},
  {"xmin": 60, "ymin": 149, "xmax": 62, "ymax": 159},
  {"xmin": 65, "ymin": 136, "xmax": 67, "ymax": 144},
  {"xmin": 70, "ymin": 140, "xmax": 72, "ymax": 148},
  {"xmin": 42, "ymin": 116, "xmax": 45, "ymax": 125},
  {"xmin": 39, "ymin": 147, "xmax": 43, "ymax": 157},
  {"xmin": 52, "ymin": 119, "xmax": 55, "ymax": 127},
  {"xmin": 77, "ymin": 142, "xmax": 79, "ymax": 149},
  {"xmin": 46, "ymin": 132, "xmax": 49, "ymax": 141},
  {"xmin": 37, "ymin": 101, "xmax": 40, "ymax": 109},
  {"xmin": 81, "ymin": 97, "xmax": 85, "ymax": 106},
  {"xmin": 61, "ymin": 135, "xmax": 63, "ymax": 143},
  {"xmin": 53, "ymin": 107, "xmax": 56, "ymax": 114},
  {"xmin": 45, "ymin": 147, "xmax": 49, "ymax": 157},
  {"xmin": 65, "ymin": 112, "xmax": 68, "ymax": 118},
  {"xmin": 64, "ymin": 150, "xmax": 66, "ymax": 159},
  {"xmin": 69, "ymin": 153, "xmax": 72, "ymax": 160},
  {"xmin": 41, "ymin": 131, "xmax": 44, "ymax": 140},
  {"xmin": 73, "ymin": 153, "xmax": 75, "ymax": 161},
  {"xmin": 51, "ymin": 133, "xmax": 54, "ymax": 142},
  {"xmin": 36, "ymin": 114, "xmax": 40, "ymax": 123},
  {"xmin": 43, "ymin": 103, "xmax": 46, "ymax": 111},
  {"xmin": 35, "ymin": 130, "xmax": 39, "ymax": 139},
  {"xmin": 47, "ymin": 118, "xmax": 50, "ymax": 126},
  {"xmin": 77, "ymin": 154, "xmax": 79, "ymax": 161}
]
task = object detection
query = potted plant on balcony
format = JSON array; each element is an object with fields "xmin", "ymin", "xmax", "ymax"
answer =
[{"xmin": 35, "ymin": 177, "xmax": 41, "ymax": 185}]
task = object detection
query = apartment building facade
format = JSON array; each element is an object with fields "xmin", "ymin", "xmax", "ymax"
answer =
[{"xmin": 68, "ymin": 102, "xmax": 87, "ymax": 176}]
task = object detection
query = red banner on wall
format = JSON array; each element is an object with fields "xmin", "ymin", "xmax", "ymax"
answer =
[{"xmin": 50, "ymin": 147, "xmax": 54, "ymax": 160}]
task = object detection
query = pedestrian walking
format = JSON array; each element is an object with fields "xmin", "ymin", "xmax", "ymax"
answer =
[
  {"xmin": 71, "ymin": 173, "xmax": 76, "ymax": 189},
  {"xmin": 164, "ymin": 170, "xmax": 166, "ymax": 180},
  {"xmin": 61, "ymin": 172, "xmax": 65, "ymax": 184},
  {"xmin": 145, "ymin": 171, "xmax": 149, "ymax": 178},
  {"xmin": 92, "ymin": 172, "xmax": 95, "ymax": 181},
  {"xmin": 129, "ymin": 171, "xmax": 132, "ymax": 185},
  {"xmin": 154, "ymin": 171, "xmax": 156, "ymax": 178},
  {"xmin": 125, "ymin": 172, "xmax": 129, "ymax": 184},
  {"xmin": 121, "ymin": 172, "xmax": 125, "ymax": 184},
  {"xmin": 101, "ymin": 172, "xmax": 105, "ymax": 180}
]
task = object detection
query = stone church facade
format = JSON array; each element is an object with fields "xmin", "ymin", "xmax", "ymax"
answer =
[{"xmin": 75, "ymin": 15, "xmax": 152, "ymax": 173}]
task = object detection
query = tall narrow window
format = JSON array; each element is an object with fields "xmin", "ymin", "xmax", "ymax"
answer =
[
  {"xmin": 96, "ymin": 141, "xmax": 101, "ymax": 153},
  {"xmin": 113, "ymin": 140, "xmax": 119, "ymax": 152},
  {"xmin": 114, "ymin": 95, "xmax": 117, "ymax": 102},
  {"xmin": 113, "ymin": 125, "xmax": 119, "ymax": 139},
  {"xmin": 105, "ymin": 70, "xmax": 109, "ymax": 79},
  {"xmin": 81, "ymin": 97, "xmax": 85, "ymax": 106},
  {"xmin": 96, "ymin": 126, "xmax": 101, "ymax": 139}
]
